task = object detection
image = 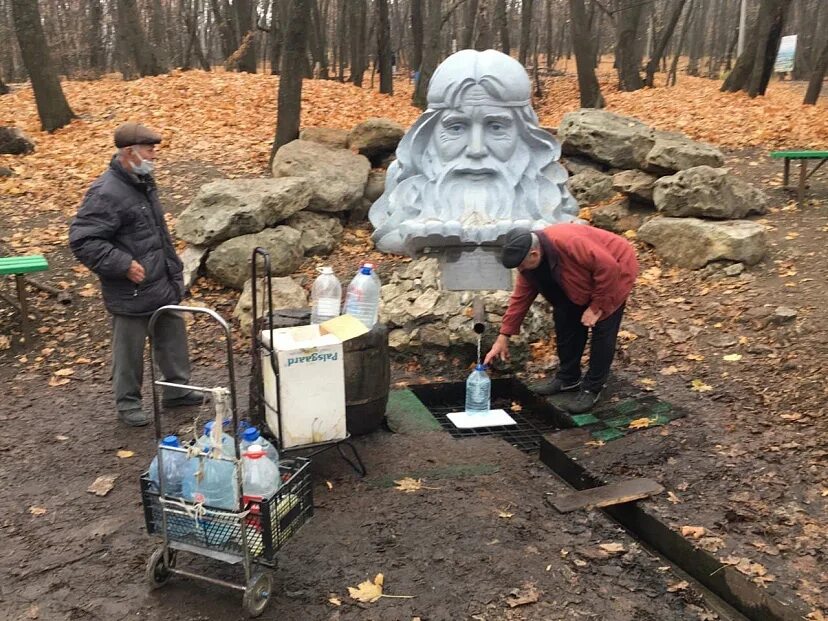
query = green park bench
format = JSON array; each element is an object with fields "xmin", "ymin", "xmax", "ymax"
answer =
[
  {"xmin": 0, "ymin": 254, "xmax": 49, "ymax": 341},
  {"xmin": 770, "ymin": 150, "xmax": 828, "ymax": 207}
]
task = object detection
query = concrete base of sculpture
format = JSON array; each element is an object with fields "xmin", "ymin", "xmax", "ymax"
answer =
[{"xmin": 422, "ymin": 245, "xmax": 512, "ymax": 291}]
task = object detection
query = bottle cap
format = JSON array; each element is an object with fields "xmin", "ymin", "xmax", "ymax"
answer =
[
  {"xmin": 203, "ymin": 421, "xmax": 214, "ymax": 434},
  {"xmin": 360, "ymin": 266, "xmax": 372, "ymax": 275},
  {"xmin": 475, "ymin": 363, "xmax": 487, "ymax": 371},
  {"xmin": 243, "ymin": 427, "xmax": 260, "ymax": 442},
  {"xmin": 245, "ymin": 444, "xmax": 265, "ymax": 459},
  {"xmin": 161, "ymin": 435, "xmax": 180, "ymax": 447},
  {"xmin": 320, "ymin": 266, "xmax": 334, "ymax": 274}
]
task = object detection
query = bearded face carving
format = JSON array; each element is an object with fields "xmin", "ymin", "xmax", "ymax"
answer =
[{"xmin": 369, "ymin": 49, "xmax": 579, "ymax": 256}]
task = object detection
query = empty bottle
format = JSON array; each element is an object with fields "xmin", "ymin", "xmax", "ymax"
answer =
[
  {"xmin": 310, "ymin": 266, "xmax": 342, "ymax": 325},
  {"xmin": 344, "ymin": 265, "xmax": 381, "ymax": 328},
  {"xmin": 148, "ymin": 435, "xmax": 188, "ymax": 497},
  {"xmin": 465, "ymin": 364, "xmax": 491, "ymax": 414},
  {"xmin": 195, "ymin": 420, "xmax": 235, "ymax": 458},
  {"xmin": 182, "ymin": 449, "xmax": 239, "ymax": 510},
  {"xmin": 242, "ymin": 445, "xmax": 281, "ymax": 498},
  {"xmin": 240, "ymin": 426, "xmax": 279, "ymax": 464},
  {"xmin": 361, "ymin": 262, "xmax": 382, "ymax": 288}
]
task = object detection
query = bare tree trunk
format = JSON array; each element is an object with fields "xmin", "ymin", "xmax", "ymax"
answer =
[
  {"xmin": 117, "ymin": 0, "xmax": 167, "ymax": 76},
  {"xmin": 377, "ymin": 0, "xmax": 393, "ymax": 93},
  {"xmin": 667, "ymin": 0, "xmax": 693, "ymax": 86},
  {"xmin": 412, "ymin": 0, "xmax": 441, "ymax": 108},
  {"xmin": 87, "ymin": 0, "xmax": 105, "ymax": 73},
  {"xmin": 209, "ymin": 0, "xmax": 237, "ymax": 60},
  {"xmin": 569, "ymin": 0, "xmax": 604, "ymax": 107},
  {"xmin": 311, "ymin": 0, "xmax": 329, "ymax": 78},
  {"xmin": 273, "ymin": 0, "xmax": 311, "ymax": 157},
  {"xmin": 494, "ymin": 0, "xmax": 509, "ymax": 54},
  {"xmin": 644, "ymin": 0, "xmax": 687, "ymax": 87},
  {"xmin": 475, "ymin": 0, "xmax": 492, "ymax": 50},
  {"xmin": 461, "ymin": 0, "xmax": 478, "ymax": 49},
  {"xmin": 10, "ymin": 0, "xmax": 76, "ymax": 131},
  {"xmin": 149, "ymin": 0, "xmax": 170, "ymax": 68},
  {"xmin": 803, "ymin": 33, "xmax": 827, "ymax": 105},
  {"xmin": 349, "ymin": 0, "xmax": 367, "ymax": 85},
  {"xmin": 411, "ymin": 0, "xmax": 424, "ymax": 72},
  {"xmin": 518, "ymin": 0, "xmax": 533, "ymax": 66},
  {"xmin": 0, "ymin": 74, "xmax": 9, "ymax": 95}
]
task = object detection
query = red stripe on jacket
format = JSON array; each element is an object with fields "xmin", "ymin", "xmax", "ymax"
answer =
[{"xmin": 500, "ymin": 224, "xmax": 639, "ymax": 336}]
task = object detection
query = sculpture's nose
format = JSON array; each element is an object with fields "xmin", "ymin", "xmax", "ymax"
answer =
[{"xmin": 467, "ymin": 124, "xmax": 486, "ymax": 159}]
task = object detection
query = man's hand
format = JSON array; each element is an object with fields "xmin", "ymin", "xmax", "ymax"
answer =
[
  {"xmin": 484, "ymin": 334, "xmax": 511, "ymax": 365},
  {"xmin": 581, "ymin": 307, "xmax": 602, "ymax": 328},
  {"xmin": 126, "ymin": 260, "xmax": 145, "ymax": 284}
]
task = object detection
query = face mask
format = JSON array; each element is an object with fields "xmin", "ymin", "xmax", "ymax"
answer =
[{"xmin": 131, "ymin": 152, "xmax": 155, "ymax": 176}]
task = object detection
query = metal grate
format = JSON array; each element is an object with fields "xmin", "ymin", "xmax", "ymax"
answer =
[{"xmin": 410, "ymin": 378, "xmax": 565, "ymax": 453}]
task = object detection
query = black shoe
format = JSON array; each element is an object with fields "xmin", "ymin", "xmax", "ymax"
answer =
[
  {"xmin": 162, "ymin": 391, "xmax": 210, "ymax": 408},
  {"xmin": 117, "ymin": 408, "xmax": 151, "ymax": 427},
  {"xmin": 566, "ymin": 389, "xmax": 602, "ymax": 414},
  {"xmin": 530, "ymin": 377, "xmax": 581, "ymax": 396}
]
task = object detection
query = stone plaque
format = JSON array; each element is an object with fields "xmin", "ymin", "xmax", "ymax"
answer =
[{"xmin": 430, "ymin": 245, "xmax": 513, "ymax": 291}]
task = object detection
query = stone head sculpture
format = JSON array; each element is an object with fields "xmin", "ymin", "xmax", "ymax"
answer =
[{"xmin": 369, "ymin": 49, "xmax": 579, "ymax": 256}]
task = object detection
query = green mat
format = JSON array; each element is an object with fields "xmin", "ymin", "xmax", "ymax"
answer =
[{"xmin": 385, "ymin": 389, "xmax": 443, "ymax": 434}]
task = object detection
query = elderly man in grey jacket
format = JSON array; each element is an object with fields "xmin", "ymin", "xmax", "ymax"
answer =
[{"xmin": 69, "ymin": 123, "xmax": 205, "ymax": 426}]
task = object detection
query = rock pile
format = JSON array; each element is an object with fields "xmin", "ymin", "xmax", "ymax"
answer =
[{"xmin": 558, "ymin": 110, "xmax": 768, "ymax": 269}]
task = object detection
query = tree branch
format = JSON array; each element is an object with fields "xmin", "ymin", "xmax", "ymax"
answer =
[{"xmin": 442, "ymin": 0, "xmax": 470, "ymax": 27}]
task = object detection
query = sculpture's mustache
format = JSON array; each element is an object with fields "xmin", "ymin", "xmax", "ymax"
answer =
[{"xmin": 452, "ymin": 166, "xmax": 498, "ymax": 176}]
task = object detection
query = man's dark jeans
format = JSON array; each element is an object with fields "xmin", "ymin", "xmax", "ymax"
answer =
[{"xmin": 552, "ymin": 298, "xmax": 625, "ymax": 393}]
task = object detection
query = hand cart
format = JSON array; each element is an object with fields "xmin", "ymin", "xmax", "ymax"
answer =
[
  {"xmin": 248, "ymin": 247, "xmax": 366, "ymax": 476},
  {"xmin": 141, "ymin": 305, "xmax": 314, "ymax": 617}
]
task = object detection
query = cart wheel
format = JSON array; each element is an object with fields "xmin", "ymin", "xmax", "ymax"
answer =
[
  {"xmin": 146, "ymin": 546, "xmax": 176, "ymax": 589},
  {"xmin": 243, "ymin": 571, "xmax": 273, "ymax": 618}
]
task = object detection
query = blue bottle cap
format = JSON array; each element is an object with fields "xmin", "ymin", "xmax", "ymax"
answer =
[
  {"xmin": 238, "ymin": 419, "xmax": 251, "ymax": 432},
  {"xmin": 161, "ymin": 435, "xmax": 179, "ymax": 447},
  {"xmin": 243, "ymin": 427, "xmax": 260, "ymax": 442},
  {"xmin": 360, "ymin": 266, "xmax": 372, "ymax": 275},
  {"xmin": 475, "ymin": 363, "xmax": 487, "ymax": 371},
  {"xmin": 204, "ymin": 421, "xmax": 214, "ymax": 434}
]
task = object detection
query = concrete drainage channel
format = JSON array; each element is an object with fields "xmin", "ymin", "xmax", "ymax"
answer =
[{"xmin": 399, "ymin": 378, "xmax": 809, "ymax": 621}]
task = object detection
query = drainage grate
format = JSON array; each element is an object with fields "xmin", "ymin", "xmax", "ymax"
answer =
[{"xmin": 410, "ymin": 378, "xmax": 564, "ymax": 453}]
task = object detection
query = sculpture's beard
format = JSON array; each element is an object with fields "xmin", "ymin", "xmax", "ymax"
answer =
[{"xmin": 419, "ymin": 141, "xmax": 532, "ymax": 225}]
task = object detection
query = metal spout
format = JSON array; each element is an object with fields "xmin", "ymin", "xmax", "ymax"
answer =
[{"xmin": 472, "ymin": 296, "xmax": 486, "ymax": 335}]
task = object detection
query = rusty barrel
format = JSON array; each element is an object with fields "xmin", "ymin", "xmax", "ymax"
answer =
[{"xmin": 343, "ymin": 323, "xmax": 390, "ymax": 435}]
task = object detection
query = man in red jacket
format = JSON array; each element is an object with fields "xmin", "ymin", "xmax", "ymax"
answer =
[{"xmin": 484, "ymin": 224, "xmax": 639, "ymax": 413}]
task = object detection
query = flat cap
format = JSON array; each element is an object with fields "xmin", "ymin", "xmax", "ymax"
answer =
[
  {"xmin": 114, "ymin": 122, "xmax": 162, "ymax": 148},
  {"xmin": 500, "ymin": 228, "xmax": 532, "ymax": 269}
]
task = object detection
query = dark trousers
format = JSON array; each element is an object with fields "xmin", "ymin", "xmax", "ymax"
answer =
[
  {"xmin": 112, "ymin": 313, "xmax": 191, "ymax": 413},
  {"xmin": 552, "ymin": 299, "xmax": 625, "ymax": 393}
]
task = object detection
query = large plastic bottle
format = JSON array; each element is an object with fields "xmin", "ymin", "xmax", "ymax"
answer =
[
  {"xmin": 195, "ymin": 420, "xmax": 235, "ymax": 458},
  {"xmin": 310, "ymin": 266, "xmax": 342, "ymax": 325},
  {"xmin": 242, "ymin": 445, "xmax": 282, "ymax": 498},
  {"xmin": 344, "ymin": 265, "xmax": 381, "ymax": 328},
  {"xmin": 148, "ymin": 435, "xmax": 188, "ymax": 497},
  {"xmin": 240, "ymin": 426, "xmax": 279, "ymax": 464},
  {"xmin": 182, "ymin": 449, "xmax": 238, "ymax": 510},
  {"xmin": 465, "ymin": 364, "xmax": 491, "ymax": 414}
]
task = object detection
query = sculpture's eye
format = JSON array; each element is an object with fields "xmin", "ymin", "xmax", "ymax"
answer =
[
  {"xmin": 446, "ymin": 123, "xmax": 466, "ymax": 135},
  {"xmin": 489, "ymin": 122, "xmax": 504, "ymax": 131}
]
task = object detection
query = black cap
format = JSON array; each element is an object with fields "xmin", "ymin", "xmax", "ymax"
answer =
[
  {"xmin": 500, "ymin": 228, "xmax": 533, "ymax": 268},
  {"xmin": 114, "ymin": 122, "xmax": 162, "ymax": 148}
]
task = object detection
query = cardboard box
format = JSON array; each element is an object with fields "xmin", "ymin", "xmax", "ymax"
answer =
[{"xmin": 260, "ymin": 316, "xmax": 368, "ymax": 449}]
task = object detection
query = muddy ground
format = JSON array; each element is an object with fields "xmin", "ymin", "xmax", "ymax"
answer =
[{"xmin": 1, "ymin": 146, "xmax": 826, "ymax": 620}]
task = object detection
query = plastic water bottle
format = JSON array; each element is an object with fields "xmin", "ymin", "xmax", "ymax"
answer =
[
  {"xmin": 242, "ymin": 445, "xmax": 281, "ymax": 498},
  {"xmin": 465, "ymin": 364, "xmax": 491, "ymax": 414},
  {"xmin": 240, "ymin": 426, "xmax": 279, "ymax": 464},
  {"xmin": 344, "ymin": 266, "xmax": 381, "ymax": 328},
  {"xmin": 362, "ymin": 262, "xmax": 382, "ymax": 289},
  {"xmin": 148, "ymin": 435, "xmax": 188, "ymax": 497},
  {"xmin": 310, "ymin": 266, "xmax": 342, "ymax": 324},
  {"xmin": 195, "ymin": 420, "xmax": 235, "ymax": 458},
  {"xmin": 182, "ymin": 450, "xmax": 238, "ymax": 510}
]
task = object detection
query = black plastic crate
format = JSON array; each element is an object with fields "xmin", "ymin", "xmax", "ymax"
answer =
[{"xmin": 141, "ymin": 456, "xmax": 313, "ymax": 563}]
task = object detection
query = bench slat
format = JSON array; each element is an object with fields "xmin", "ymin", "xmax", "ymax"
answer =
[
  {"xmin": 770, "ymin": 150, "xmax": 828, "ymax": 159},
  {"xmin": 0, "ymin": 255, "xmax": 49, "ymax": 275}
]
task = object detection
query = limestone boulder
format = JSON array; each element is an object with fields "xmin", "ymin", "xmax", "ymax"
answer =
[
  {"xmin": 559, "ymin": 110, "xmax": 655, "ymax": 169},
  {"xmin": 347, "ymin": 118, "xmax": 405, "ymax": 162},
  {"xmin": 560, "ymin": 155, "xmax": 606, "ymax": 176},
  {"xmin": 364, "ymin": 169, "xmax": 387, "ymax": 202},
  {"xmin": 272, "ymin": 140, "xmax": 370, "ymax": 213},
  {"xmin": 591, "ymin": 199, "xmax": 651, "ymax": 234},
  {"xmin": 612, "ymin": 170, "xmax": 659, "ymax": 204},
  {"xmin": 0, "ymin": 127, "xmax": 34, "ymax": 155},
  {"xmin": 637, "ymin": 217, "xmax": 767, "ymax": 269},
  {"xmin": 233, "ymin": 276, "xmax": 308, "ymax": 334},
  {"xmin": 567, "ymin": 169, "xmax": 615, "ymax": 206},
  {"xmin": 176, "ymin": 178, "xmax": 311, "ymax": 246},
  {"xmin": 179, "ymin": 245, "xmax": 209, "ymax": 289},
  {"xmin": 654, "ymin": 166, "xmax": 769, "ymax": 219},
  {"xmin": 284, "ymin": 211, "xmax": 343, "ymax": 256},
  {"xmin": 644, "ymin": 132, "xmax": 725, "ymax": 174},
  {"xmin": 206, "ymin": 226, "xmax": 303, "ymax": 289},
  {"xmin": 299, "ymin": 127, "xmax": 349, "ymax": 149}
]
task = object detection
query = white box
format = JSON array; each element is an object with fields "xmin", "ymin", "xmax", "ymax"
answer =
[{"xmin": 261, "ymin": 324, "xmax": 347, "ymax": 449}]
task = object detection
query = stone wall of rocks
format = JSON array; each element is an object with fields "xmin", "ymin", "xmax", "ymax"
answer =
[{"xmin": 558, "ymin": 110, "xmax": 769, "ymax": 269}]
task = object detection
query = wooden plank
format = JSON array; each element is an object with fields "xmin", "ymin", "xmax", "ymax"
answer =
[
  {"xmin": 550, "ymin": 478, "xmax": 663, "ymax": 513},
  {"xmin": 544, "ymin": 428, "xmax": 592, "ymax": 452}
]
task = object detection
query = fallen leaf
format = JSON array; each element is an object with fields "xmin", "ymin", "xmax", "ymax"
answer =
[
  {"xmin": 667, "ymin": 491, "xmax": 682, "ymax": 504},
  {"xmin": 116, "ymin": 450, "xmax": 135, "ymax": 459},
  {"xmin": 598, "ymin": 542, "xmax": 625, "ymax": 555},
  {"xmin": 55, "ymin": 435, "xmax": 69, "ymax": 441},
  {"xmin": 328, "ymin": 596, "xmax": 342, "ymax": 606},
  {"xmin": 48, "ymin": 376, "xmax": 71, "ymax": 387},
  {"xmin": 348, "ymin": 573, "xmax": 384, "ymax": 603},
  {"xmin": 26, "ymin": 604, "xmax": 39, "ymax": 620},
  {"xmin": 690, "ymin": 379, "xmax": 713, "ymax": 392},
  {"xmin": 326, "ymin": 480, "xmax": 334, "ymax": 490},
  {"xmin": 507, "ymin": 583, "xmax": 540, "ymax": 607},
  {"xmin": 722, "ymin": 353, "xmax": 743, "ymax": 362},
  {"xmin": 0, "ymin": 335, "xmax": 10, "ymax": 350},
  {"xmin": 510, "ymin": 401, "xmax": 523, "ymax": 412},
  {"xmin": 628, "ymin": 417, "xmax": 653, "ymax": 429},
  {"xmin": 28, "ymin": 506, "xmax": 48, "ymax": 516},
  {"xmin": 498, "ymin": 510, "xmax": 514, "ymax": 519},
  {"xmin": 659, "ymin": 365, "xmax": 678, "ymax": 376},
  {"xmin": 698, "ymin": 536, "xmax": 726, "ymax": 552},
  {"xmin": 686, "ymin": 353, "xmax": 705, "ymax": 361},
  {"xmin": 54, "ymin": 367, "xmax": 74, "ymax": 376},
  {"xmin": 667, "ymin": 580, "xmax": 689, "ymax": 592},
  {"xmin": 681, "ymin": 526, "xmax": 706, "ymax": 539},
  {"xmin": 573, "ymin": 558, "xmax": 587, "ymax": 567},
  {"xmin": 393, "ymin": 477, "xmax": 439, "ymax": 493},
  {"xmin": 87, "ymin": 474, "xmax": 118, "ymax": 496}
]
